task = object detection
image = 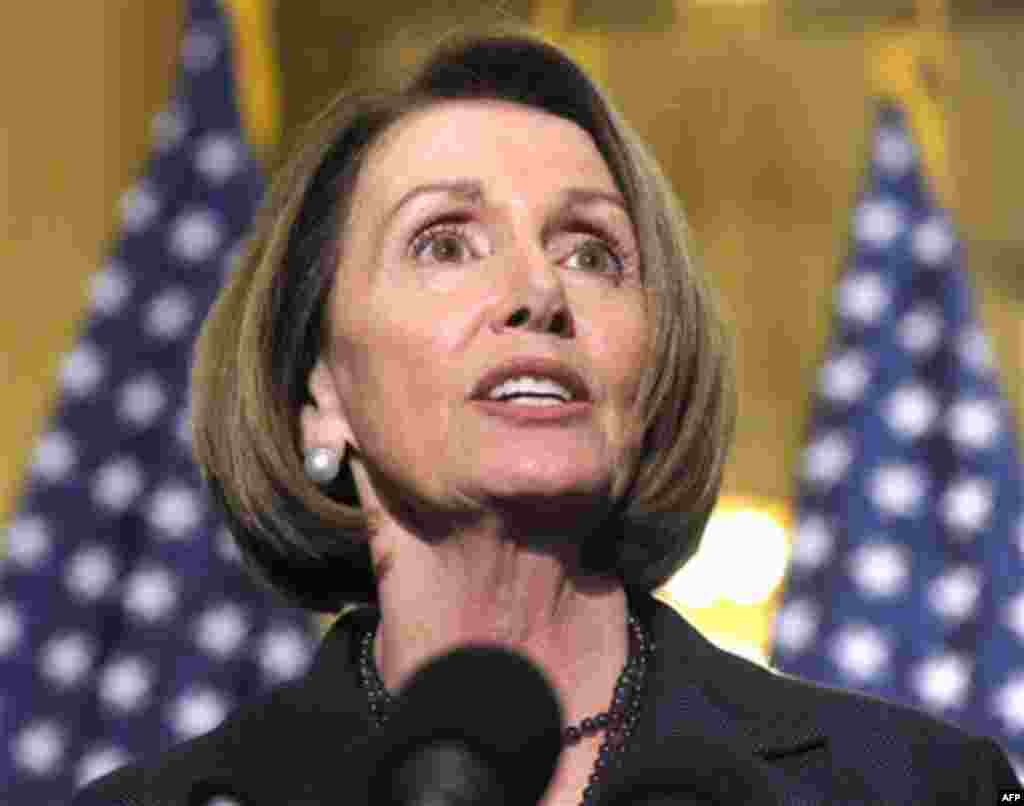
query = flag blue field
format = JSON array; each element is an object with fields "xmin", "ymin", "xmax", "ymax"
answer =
[
  {"xmin": 772, "ymin": 101, "xmax": 1024, "ymax": 774},
  {"xmin": 0, "ymin": 1, "xmax": 318, "ymax": 801}
]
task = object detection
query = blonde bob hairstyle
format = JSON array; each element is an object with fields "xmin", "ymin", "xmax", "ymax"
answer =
[{"xmin": 191, "ymin": 27, "xmax": 736, "ymax": 612}]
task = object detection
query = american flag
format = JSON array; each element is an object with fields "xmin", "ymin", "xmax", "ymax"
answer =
[
  {"xmin": 0, "ymin": 1, "xmax": 318, "ymax": 802},
  {"xmin": 771, "ymin": 101, "xmax": 1024, "ymax": 775}
]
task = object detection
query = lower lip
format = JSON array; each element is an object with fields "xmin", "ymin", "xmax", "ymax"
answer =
[{"xmin": 473, "ymin": 400, "xmax": 592, "ymax": 423}]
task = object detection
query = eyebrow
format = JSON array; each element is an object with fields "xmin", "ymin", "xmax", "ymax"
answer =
[{"xmin": 382, "ymin": 179, "xmax": 629, "ymax": 230}]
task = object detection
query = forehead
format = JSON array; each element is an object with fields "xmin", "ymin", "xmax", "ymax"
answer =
[{"xmin": 360, "ymin": 99, "xmax": 617, "ymax": 197}]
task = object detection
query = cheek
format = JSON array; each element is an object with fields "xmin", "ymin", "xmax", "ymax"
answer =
[
  {"xmin": 368, "ymin": 275, "xmax": 492, "ymax": 387},
  {"xmin": 340, "ymin": 332, "xmax": 453, "ymax": 488},
  {"xmin": 591, "ymin": 300, "xmax": 649, "ymax": 465},
  {"xmin": 601, "ymin": 313, "xmax": 650, "ymax": 480},
  {"xmin": 354, "ymin": 297, "xmax": 475, "ymax": 444},
  {"xmin": 366, "ymin": 326, "xmax": 447, "ymax": 417},
  {"xmin": 592, "ymin": 298, "xmax": 649, "ymax": 403}
]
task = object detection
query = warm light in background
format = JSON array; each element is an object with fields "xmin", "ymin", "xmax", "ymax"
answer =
[
  {"xmin": 663, "ymin": 506, "xmax": 790, "ymax": 608},
  {"xmin": 656, "ymin": 495, "xmax": 793, "ymax": 667},
  {"xmin": 687, "ymin": 0, "xmax": 769, "ymax": 6}
]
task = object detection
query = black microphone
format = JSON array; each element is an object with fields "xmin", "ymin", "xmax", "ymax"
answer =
[
  {"xmin": 365, "ymin": 644, "xmax": 565, "ymax": 806},
  {"xmin": 187, "ymin": 777, "xmax": 248, "ymax": 806}
]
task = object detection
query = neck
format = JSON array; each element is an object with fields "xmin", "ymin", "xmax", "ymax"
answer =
[{"xmin": 369, "ymin": 518, "xmax": 630, "ymax": 729}]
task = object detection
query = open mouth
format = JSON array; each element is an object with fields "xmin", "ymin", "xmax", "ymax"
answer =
[
  {"xmin": 472, "ymin": 361, "xmax": 591, "ymax": 409},
  {"xmin": 490, "ymin": 395, "xmax": 570, "ymax": 406},
  {"xmin": 474, "ymin": 398, "xmax": 591, "ymax": 422}
]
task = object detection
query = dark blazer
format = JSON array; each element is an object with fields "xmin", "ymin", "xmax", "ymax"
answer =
[{"xmin": 73, "ymin": 590, "xmax": 1019, "ymax": 805}]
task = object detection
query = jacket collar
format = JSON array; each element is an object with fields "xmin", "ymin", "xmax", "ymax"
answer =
[
  {"xmin": 218, "ymin": 589, "xmax": 839, "ymax": 805},
  {"xmin": 627, "ymin": 588, "xmax": 826, "ymax": 760},
  {"xmin": 303, "ymin": 590, "xmax": 827, "ymax": 762}
]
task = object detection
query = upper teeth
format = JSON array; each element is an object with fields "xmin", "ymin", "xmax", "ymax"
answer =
[{"xmin": 487, "ymin": 375, "xmax": 573, "ymax": 402}]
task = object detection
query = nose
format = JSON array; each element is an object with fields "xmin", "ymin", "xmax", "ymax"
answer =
[{"xmin": 489, "ymin": 244, "xmax": 574, "ymax": 338}]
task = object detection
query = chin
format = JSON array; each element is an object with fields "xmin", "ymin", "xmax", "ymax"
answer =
[
  {"xmin": 487, "ymin": 456, "xmax": 601, "ymax": 487},
  {"xmin": 479, "ymin": 467, "xmax": 612, "ymax": 511}
]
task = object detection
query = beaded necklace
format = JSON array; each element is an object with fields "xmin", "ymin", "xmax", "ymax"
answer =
[{"xmin": 359, "ymin": 613, "xmax": 651, "ymax": 806}]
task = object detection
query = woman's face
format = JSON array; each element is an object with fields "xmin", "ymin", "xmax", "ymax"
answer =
[{"xmin": 304, "ymin": 99, "xmax": 648, "ymax": 527}]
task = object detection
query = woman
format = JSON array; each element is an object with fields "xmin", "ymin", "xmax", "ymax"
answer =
[{"xmin": 74, "ymin": 27, "xmax": 1017, "ymax": 806}]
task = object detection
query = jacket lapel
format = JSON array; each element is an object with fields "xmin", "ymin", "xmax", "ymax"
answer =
[
  {"xmin": 630, "ymin": 591, "xmax": 826, "ymax": 747},
  {"xmin": 611, "ymin": 590, "xmax": 835, "ymax": 804}
]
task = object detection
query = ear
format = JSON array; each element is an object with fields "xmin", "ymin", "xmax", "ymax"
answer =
[{"xmin": 300, "ymin": 357, "xmax": 354, "ymax": 452}]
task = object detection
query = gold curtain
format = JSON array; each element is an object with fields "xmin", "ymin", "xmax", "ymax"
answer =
[{"xmin": 221, "ymin": 0, "xmax": 281, "ymax": 154}]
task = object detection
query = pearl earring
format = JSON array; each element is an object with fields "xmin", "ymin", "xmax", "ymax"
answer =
[{"xmin": 304, "ymin": 445, "xmax": 344, "ymax": 484}]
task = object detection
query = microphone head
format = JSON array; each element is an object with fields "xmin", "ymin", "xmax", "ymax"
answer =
[
  {"xmin": 366, "ymin": 644, "xmax": 564, "ymax": 806},
  {"xmin": 388, "ymin": 740, "xmax": 507, "ymax": 806},
  {"xmin": 187, "ymin": 777, "xmax": 248, "ymax": 806}
]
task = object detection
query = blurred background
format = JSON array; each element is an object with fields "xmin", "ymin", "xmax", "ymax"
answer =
[{"xmin": 2, "ymin": 0, "xmax": 1021, "ymax": 665}]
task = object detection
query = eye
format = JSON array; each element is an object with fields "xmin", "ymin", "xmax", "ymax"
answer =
[
  {"xmin": 566, "ymin": 238, "xmax": 620, "ymax": 274},
  {"xmin": 410, "ymin": 223, "xmax": 473, "ymax": 264},
  {"xmin": 563, "ymin": 234, "xmax": 630, "ymax": 277}
]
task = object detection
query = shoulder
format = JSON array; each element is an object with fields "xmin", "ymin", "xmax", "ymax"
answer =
[
  {"xmin": 695, "ymin": 641, "xmax": 1019, "ymax": 798},
  {"xmin": 71, "ymin": 607, "xmax": 377, "ymax": 805},
  {"xmin": 70, "ymin": 680, "xmax": 325, "ymax": 806},
  {"xmin": 69, "ymin": 726, "xmax": 226, "ymax": 806}
]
